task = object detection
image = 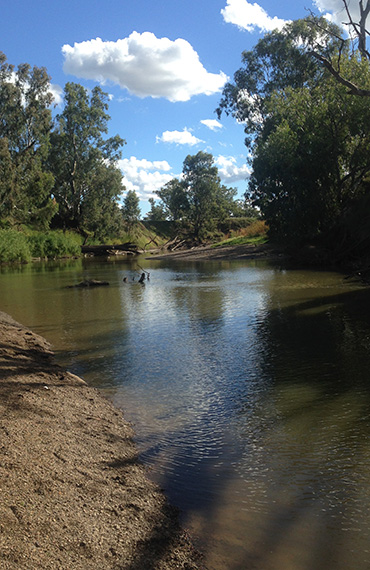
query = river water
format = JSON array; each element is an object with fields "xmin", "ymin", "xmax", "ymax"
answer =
[{"xmin": 1, "ymin": 256, "xmax": 370, "ymax": 570}]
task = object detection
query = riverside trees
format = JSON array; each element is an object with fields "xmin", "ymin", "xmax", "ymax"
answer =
[
  {"xmin": 48, "ymin": 82, "xmax": 126, "ymax": 238},
  {"xmin": 157, "ymin": 151, "xmax": 237, "ymax": 239},
  {"xmin": 217, "ymin": 16, "xmax": 370, "ymax": 251},
  {"xmin": 0, "ymin": 53, "xmax": 126, "ymax": 240},
  {"xmin": 0, "ymin": 53, "xmax": 56, "ymax": 227}
]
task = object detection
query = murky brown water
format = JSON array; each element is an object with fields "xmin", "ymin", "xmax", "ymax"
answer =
[{"xmin": 1, "ymin": 256, "xmax": 370, "ymax": 570}]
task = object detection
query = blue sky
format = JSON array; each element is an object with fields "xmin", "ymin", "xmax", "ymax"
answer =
[{"xmin": 2, "ymin": 0, "xmax": 347, "ymax": 215}]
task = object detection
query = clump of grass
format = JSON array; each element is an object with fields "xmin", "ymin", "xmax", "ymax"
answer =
[{"xmin": 0, "ymin": 230, "xmax": 31, "ymax": 263}]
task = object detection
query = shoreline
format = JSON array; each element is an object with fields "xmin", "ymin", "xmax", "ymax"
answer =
[
  {"xmin": 146, "ymin": 242, "xmax": 286, "ymax": 263},
  {"xmin": 0, "ymin": 311, "xmax": 204, "ymax": 569}
]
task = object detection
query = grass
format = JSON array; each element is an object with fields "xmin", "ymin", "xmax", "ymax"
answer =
[
  {"xmin": 213, "ymin": 235, "xmax": 268, "ymax": 247},
  {"xmin": 122, "ymin": 222, "xmax": 174, "ymax": 250},
  {"xmin": 27, "ymin": 230, "xmax": 82, "ymax": 259},
  {"xmin": 0, "ymin": 229, "xmax": 83, "ymax": 263},
  {"xmin": 212, "ymin": 220, "xmax": 268, "ymax": 248},
  {"xmin": 0, "ymin": 230, "xmax": 31, "ymax": 263},
  {"xmin": 0, "ymin": 219, "xmax": 268, "ymax": 263}
]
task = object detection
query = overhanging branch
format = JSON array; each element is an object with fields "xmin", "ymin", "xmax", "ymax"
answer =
[{"xmin": 309, "ymin": 50, "xmax": 370, "ymax": 96}]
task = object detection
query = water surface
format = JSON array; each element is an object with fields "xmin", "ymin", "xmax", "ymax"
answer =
[{"xmin": 1, "ymin": 257, "xmax": 370, "ymax": 570}]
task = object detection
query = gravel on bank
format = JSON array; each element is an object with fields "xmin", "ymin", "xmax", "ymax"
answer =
[{"xmin": 0, "ymin": 311, "xmax": 205, "ymax": 570}]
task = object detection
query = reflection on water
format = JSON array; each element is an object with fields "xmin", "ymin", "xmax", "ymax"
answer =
[{"xmin": 1, "ymin": 258, "xmax": 370, "ymax": 569}]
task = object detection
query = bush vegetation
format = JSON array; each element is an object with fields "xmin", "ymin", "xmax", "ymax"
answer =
[
  {"xmin": 0, "ymin": 229, "xmax": 83, "ymax": 263},
  {"xmin": 213, "ymin": 220, "xmax": 268, "ymax": 247},
  {"xmin": 0, "ymin": 230, "xmax": 31, "ymax": 263}
]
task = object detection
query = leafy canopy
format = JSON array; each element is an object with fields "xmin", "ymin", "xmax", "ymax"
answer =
[
  {"xmin": 48, "ymin": 82, "xmax": 126, "ymax": 236},
  {"xmin": 157, "ymin": 151, "xmax": 237, "ymax": 239},
  {"xmin": 217, "ymin": 17, "xmax": 370, "ymax": 247}
]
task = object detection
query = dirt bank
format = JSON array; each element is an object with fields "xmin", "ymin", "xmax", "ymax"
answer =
[
  {"xmin": 0, "ymin": 311, "xmax": 204, "ymax": 570},
  {"xmin": 147, "ymin": 242, "xmax": 285, "ymax": 262}
]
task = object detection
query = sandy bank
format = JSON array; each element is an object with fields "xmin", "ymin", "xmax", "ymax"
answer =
[
  {"xmin": 147, "ymin": 242, "xmax": 285, "ymax": 263},
  {"xmin": 0, "ymin": 311, "xmax": 204, "ymax": 570}
]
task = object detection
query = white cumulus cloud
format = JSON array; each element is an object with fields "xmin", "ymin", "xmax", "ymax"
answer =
[
  {"xmin": 216, "ymin": 155, "xmax": 251, "ymax": 182},
  {"xmin": 156, "ymin": 129, "xmax": 204, "ymax": 146},
  {"xmin": 221, "ymin": 0, "xmax": 289, "ymax": 32},
  {"xmin": 118, "ymin": 156, "xmax": 174, "ymax": 200},
  {"xmin": 49, "ymin": 84, "xmax": 64, "ymax": 106},
  {"xmin": 201, "ymin": 119, "xmax": 223, "ymax": 131},
  {"xmin": 62, "ymin": 32, "xmax": 228, "ymax": 102}
]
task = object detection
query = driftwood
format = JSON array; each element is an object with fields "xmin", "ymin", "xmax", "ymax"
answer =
[
  {"xmin": 81, "ymin": 243, "xmax": 138, "ymax": 256},
  {"xmin": 67, "ymin": 280, "xmax": 110, "ymax": 288},
  {"xmin": 170, "ymin": 239, "xmax": 186, "ymax": 251}
]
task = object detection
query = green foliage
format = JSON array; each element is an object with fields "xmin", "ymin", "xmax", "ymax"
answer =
[
  {"xmin": 117, "ymin": 221, "xmax": 171, "ymax": 250},
  {"xmin": 27, "ymin": 231, "xmax": 81, "ymax": 258},
  {"xmin": 0, "ymin": 52, "xmax": 55, "ymax": 226},
  {"xmin": 156, "ymin": 179, "xmax": 189, "ymax": 221},
  {"xmin": 142, "ymin": 220, "xmax": 177, "ymax": 239},
  {"xmin": 157, "ymin": 151, "xmax": 237, "ymax": 240},
  {"xmin": 214, "ymin": 220, "xmax": 268, "ymax": 246},
  {"xmin": 48, "ymin": 82, "xmax": 126, "ymax": 236},
  {"xmin": 218, "ymin": 17, "xmax": 370, "ymax": 248},
  {"xmin": 122, "ymin": 189, "xmax": 141, "ymax": 226},
  {"xmin": 0, "ymin": 230, "xmax": 30, "ymax": 262},
  {"xmin": 0, "ymin": 54, "xmax": 127, "ymax": 240},
  {"xmin": 217, "ymin": 17, "xmax": 344, "ymax": 145},
  {"xmin": 145, "ymin": 198, "xmax": 167, "ymax": 221}
]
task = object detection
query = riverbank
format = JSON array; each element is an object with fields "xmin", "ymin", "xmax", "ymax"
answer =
[
  {"xmin": 148, "ymin": 242, "xmax": 285, "ymax": 262},
  {"xmin": 0, "ymin": 311, "xmax": 204, "ymax": 570}
]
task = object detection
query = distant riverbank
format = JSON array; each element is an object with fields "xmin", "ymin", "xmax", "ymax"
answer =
[
  {"xmin": 148, "ymin": 241, "xmax": 286, "ymax": 262},
  {"xmin": 0, "ymin": 311, "xmax": 204, "ymax": 570}
]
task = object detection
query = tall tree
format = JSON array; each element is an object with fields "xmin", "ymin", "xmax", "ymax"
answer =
[
  {"xmin": 48, "ymin": 82, "xmax": 125, "ymax": 235},
  {"xmin": 157, "ymin": 151, "xmax": 236, "ymax": 239},
  {"xmin": 156, "ymin": 179, "xmax": 189, "ymax": 221},
  {"xmin": 122, "ymin": 189, "xmax": 141, "ymax": 227},
  {"xmin": 145, "ymin": 198, "xmax": 167, "ymax": 221},
  {"xmin": 0, "ymin": 52, "xmax": 56, "ymax": 226},
  {"xmin": 182, "ymin": 151, "xmax": 236, "ymax": 238}
]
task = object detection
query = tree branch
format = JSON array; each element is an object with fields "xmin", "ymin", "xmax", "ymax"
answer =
[{"xmin": 309, "ymin": 50, "xmax": 370, "ymax": 96}]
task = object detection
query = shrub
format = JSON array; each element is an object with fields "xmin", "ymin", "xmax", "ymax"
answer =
[
  {"xmin": 28, "ymin": 231, "xmax": 81, "ymax": 258},
  {"xmin": 238, "ymin": 220, "xmax": 268, "ymax": 238},
  {"xmin": 0, "ymin": 230, "xmax": 31, "ymax": 263}
]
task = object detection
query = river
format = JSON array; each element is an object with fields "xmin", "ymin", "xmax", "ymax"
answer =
[{"xmin": 1, "ymin": 255, "xmax": 370, "ymax": 570}]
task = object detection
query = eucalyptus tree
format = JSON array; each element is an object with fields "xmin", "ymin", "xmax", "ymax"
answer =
[
  {"xmin": 49, "ymin": 82, "xmax": 125, "ymax": 235},
  {"xmin": 182, "ymin": 151, "xmax": 237, "ymax": 238},
  {"xmin": 0, "ymin": 52, "xmax": 55, "ymax": 226},
  {"xmin": 308, "ymin": 0, "xmax": 370, "ymax": 96},
  {"xmin": 217, "ymin": 18, "xmax": 370, "ymax": 245},
  {"xmin": 157, "ymin": 151, "xmax": 237, "ymax": 239}
]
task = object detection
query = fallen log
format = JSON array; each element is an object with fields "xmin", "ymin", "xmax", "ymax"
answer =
[{"xmin": 81, "ymin": 243, "xmax": 138, "ymax": 256}]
